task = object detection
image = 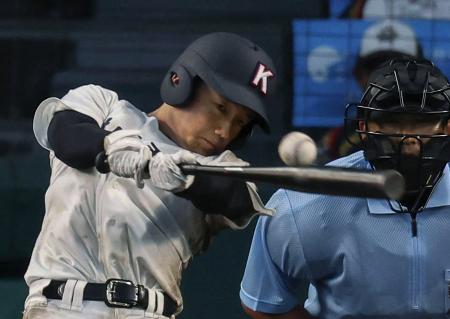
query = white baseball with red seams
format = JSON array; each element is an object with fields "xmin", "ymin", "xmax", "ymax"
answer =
[{"xmin": 278, "ymin": 131, "xmax": 317, "ymax": 166}]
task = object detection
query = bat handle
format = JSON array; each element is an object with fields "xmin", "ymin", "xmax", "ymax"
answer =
[{"xmin": 180, "ymin": 164, "xmax": 197, "ymax": 174}]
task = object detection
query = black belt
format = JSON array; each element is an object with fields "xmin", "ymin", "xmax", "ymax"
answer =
[{"xmin": 43, "ymin": 279, "xmax": 177, "ymax": 317}]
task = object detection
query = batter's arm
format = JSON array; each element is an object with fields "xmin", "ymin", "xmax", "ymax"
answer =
[
  {"xmin": 176, "ymin": 174, "xmax": 255, "ymax": 219},
  {"xmin": 242, "ymin": 303, "xmax": 316, "ymax": 319}
]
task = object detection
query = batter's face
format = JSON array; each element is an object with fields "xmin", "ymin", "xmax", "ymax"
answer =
[{"xmin": 173, "ymin": 83, "xmax": 254, "ymax": 156}]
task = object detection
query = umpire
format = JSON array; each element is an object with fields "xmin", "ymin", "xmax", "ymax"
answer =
[{"xmin": 241, "ymin": 58, "xmax": 450, "ymax": 318}]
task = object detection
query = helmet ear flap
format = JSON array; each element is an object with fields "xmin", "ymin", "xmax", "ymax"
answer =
[{"xmin": 160, "ymin": 65, "xmax": 194, "ymax": 107}]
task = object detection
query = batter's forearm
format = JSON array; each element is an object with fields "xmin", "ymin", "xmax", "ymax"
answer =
[{"xmin": 177, "ymin": 175, "xmax": 253, "ymax": 218}]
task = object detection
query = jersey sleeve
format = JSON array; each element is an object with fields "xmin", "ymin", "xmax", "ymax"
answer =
[
  {"xmin": 33, "ymin": 84, "xmax": 119, "ymax": 150},
  {"xmin": 240, "ymin": 189, "xmax": 311, "ymax": 314}
]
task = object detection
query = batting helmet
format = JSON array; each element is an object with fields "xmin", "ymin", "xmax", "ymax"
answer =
[{"xmin": 160, "ymin": 32, "xmax": 276, "ymax": 134}]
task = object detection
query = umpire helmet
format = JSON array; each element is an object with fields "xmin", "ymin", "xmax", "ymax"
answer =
[
  {"xmin": 345, "ymin": 58, "xmax": 450, "ymax": 211},
  {"xmin": 160, "ymin": 32, "xmax": 276, "ymax": 134}
]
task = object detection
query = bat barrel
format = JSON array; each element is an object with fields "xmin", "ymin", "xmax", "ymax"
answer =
[{"xmin": 181, "ymin": 165, "xmax": 405, "ymax": 200}]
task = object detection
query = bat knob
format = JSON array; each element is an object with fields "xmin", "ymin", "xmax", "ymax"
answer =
[{"xmin": 95, "ymin": 151, "xmax": 110, "ymax": 174}]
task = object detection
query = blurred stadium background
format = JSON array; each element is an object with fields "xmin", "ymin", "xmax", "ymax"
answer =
[{"xmin": 2, "ymin": 0, "xmax": 449, "ymax": 318}]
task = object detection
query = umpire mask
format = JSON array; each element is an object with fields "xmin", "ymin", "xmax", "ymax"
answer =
[{"xmin": 344, "ymin": 58, "xmax": 450, "ymax": 212}]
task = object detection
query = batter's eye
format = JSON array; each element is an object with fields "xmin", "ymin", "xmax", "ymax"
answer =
[
  {"xmin": 237, "ymin": 119, "xmax": 246, "ymax": 127},
  {"xmin": 216, "ymin": 104, "xmax": 226, "ymax": 113}
]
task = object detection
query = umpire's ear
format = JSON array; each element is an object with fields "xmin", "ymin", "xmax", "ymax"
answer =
[{"xmin": 358, "ymin": 120, "xmax": 368, "ymax": 141}]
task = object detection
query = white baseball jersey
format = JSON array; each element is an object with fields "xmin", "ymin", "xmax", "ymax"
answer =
[{"xmin": 25, "ymin": 85, "xmax": 272, "ymax": 315}]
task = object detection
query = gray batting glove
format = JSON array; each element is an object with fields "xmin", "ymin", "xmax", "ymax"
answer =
[
  {"xmin": 148, "ymin": 150, "xmax": 198, "ymax": 192},
  {"xmin": 104, "ymin": 129, "xmax": 152, "ymax": 188}
]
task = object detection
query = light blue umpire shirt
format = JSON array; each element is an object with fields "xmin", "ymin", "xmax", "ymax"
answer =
[{"xmin": 240, "ymin": 151, "xmax": 450, "ymax": 318}]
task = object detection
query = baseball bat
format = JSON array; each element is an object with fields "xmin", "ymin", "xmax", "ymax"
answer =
[{"xmin": 180, "ymin": 165, "xmax": 405, "ymax": 200}]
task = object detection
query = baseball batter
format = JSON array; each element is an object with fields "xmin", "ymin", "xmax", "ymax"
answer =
[{"xmin": 23, "ymin": 32, "xmax": 277, "ymax": 319}]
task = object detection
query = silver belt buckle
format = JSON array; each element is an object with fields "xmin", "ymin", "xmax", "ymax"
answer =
[{"xmin": 105, "ymin": 278, "xmax": 138, "ymax": 308}]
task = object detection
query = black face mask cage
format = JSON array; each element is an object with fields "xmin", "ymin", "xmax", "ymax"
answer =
[
  {"xmin": 345, "ymin": 60, "xmax": 450, "ymax": 161},
  {"xmin": 344, "ymin": 59, "xmax": 450, "ymax": 211},
  {"xmin": 345, "ymin": 102, "xmax": 450, "ymax": 212},
  {"xmin": 344, "ymin": 103, "xmax": 450, "ymax": 162}
]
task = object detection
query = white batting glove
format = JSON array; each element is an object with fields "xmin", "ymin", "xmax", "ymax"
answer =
[
  {"xmin": 196, "ymin": 150, "xmax": 249, "ymax": 167},
  {"xmin": 104, "ymin": 129, "xmax": 152, "ymax": 188},
  {"xmin": 148, "ymin": 150, "xmax": 198, "ymax": 192}
]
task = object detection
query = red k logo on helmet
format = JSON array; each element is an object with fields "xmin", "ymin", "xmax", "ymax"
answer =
[{"xmin": 251, "ymin": 62, "xmax": 274, "ymax": 95}]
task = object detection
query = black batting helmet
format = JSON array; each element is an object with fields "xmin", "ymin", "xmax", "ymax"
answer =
[{"xmin": 160, "ymin": 32, "xmax": 276, "ymax": 134}]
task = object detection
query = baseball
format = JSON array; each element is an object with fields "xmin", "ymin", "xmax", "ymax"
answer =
[{"xmin": 278, "ymin": 131, "xmax": 317, "ymax": 166}]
